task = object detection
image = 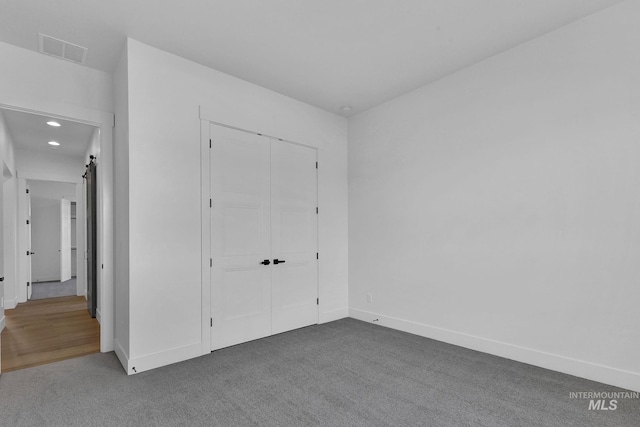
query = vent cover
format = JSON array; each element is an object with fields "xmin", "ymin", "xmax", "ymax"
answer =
[{"xmin": 38, "ymin": 33, "xmax": 87, "ymax": 65}]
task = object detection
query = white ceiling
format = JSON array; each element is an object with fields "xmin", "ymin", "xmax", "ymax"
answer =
[
  {"xmin": 0, "ymin": 108, "xmax": 95, "ymax": 157},
  {"xmin": 0, "ymin": 0, "xmax": 624, "ymax": 115}
]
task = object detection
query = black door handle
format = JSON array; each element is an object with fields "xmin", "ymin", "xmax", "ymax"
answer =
[
  {"xmin": 260, "ymin": 260, "xmax": 271, "ymax": 265},
  {"xmin": 273, "ymin": 259, "xmax": 286, "ymax": 265}
]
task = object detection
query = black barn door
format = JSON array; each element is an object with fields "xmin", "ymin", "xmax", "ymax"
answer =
[{"xmin": 86, "ymin": 161, "xmax": 97, "ymax": 317}]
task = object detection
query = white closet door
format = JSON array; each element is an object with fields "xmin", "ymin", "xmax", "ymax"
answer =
[
  {"xmin": 210, "ymin": 125, "xmax": 272, "ymax": 350},
  {"xmin": 60, "ymin": 198, "xmax": 72, "ymax": 282},
  {"xmin": 270, "ymin": 139, "xmax": 318, "ymax": 334},
  {"xmin": 26, "ymin": 186, "xmax": 32, "ymax": 300}
]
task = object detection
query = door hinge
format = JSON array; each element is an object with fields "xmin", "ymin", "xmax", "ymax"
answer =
[
  {"xmin": 317, "ymin": 298, "xmax": 319, "ymax": 305},
  {"xmin": 210, "ymin": 199, "xmax": 212, "ymax": 208},
  {"xmin": 210, "ymin": 318, "xmax": 213, "ymax": 327},
  {"xmin": 27, "ymin": 282, "xmax": 30, "ymax": 287},
  {"xmin": 26, "ymin": 189, "xmax": 29, "ymax": 194},
  {"xmin": 316, "ymin": 252, "xmax": 319, "ymax": 260},
  {"xmin": 209, "ymin": 139, "xmax": 212, "ymax": 148},
  {"xmin": 210, "ymin": 258, "xmax": 213, "ymax": 267},
  {"xmin": 26, "ymin": 251, "xmax": 30, "ymax": 256},
  {"xmin": 102, "ymin": 264, "xmax": 104, "ymax": 269},
  {"xmin": 316, "ymin": 207, "xmax": 318, "ymax": 214},
  {"xmin": 316, "ymin": 161, "xmax": 318, "ymax": 169},
  {"xmin": 26, "ymin": 219, "xmax": 29, "ymax": 225}
]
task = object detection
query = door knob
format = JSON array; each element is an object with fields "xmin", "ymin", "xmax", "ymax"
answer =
[
  {"xmin": 260, "ymin": 260, "xmax": 271, "ymax": 265},
  {"xmin": 273, "ymin": 259, "xmax": 286, "ymax": 265}
]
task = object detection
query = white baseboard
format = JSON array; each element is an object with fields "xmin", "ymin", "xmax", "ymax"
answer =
[
  {"xmin": 96, "ymin": 308, "xmax": 102, "ymax": 325},
  {"xmin": 349, "ymin": 308, "xmax": 640, "ymax": 393},
  {"xmin": 124, "ymin": 342, "xmax": 202, "ymax": 375},
  {"xmin": 3, "ymin": 298, "xmax": 17, "ymax": 310},
  {"xmin": 33, "ymin": 277, "xmax": 61, "ymax": 283},
  {"xmin": 319, "ymin": 307, "xmax": 349, "ymax": 324},
  {"xmin": 0, "ymin": 315, "xmax": 5, "ymax": 333}
]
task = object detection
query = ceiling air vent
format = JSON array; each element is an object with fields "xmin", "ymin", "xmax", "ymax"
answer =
[{"xmin": 38, "ymin": 33, "xmax": 87, "ymax": 65}]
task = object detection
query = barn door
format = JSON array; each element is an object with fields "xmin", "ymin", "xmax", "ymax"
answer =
[{"xmin": 86, "ymin": 161, "xmax": 97, "ymax": 317}]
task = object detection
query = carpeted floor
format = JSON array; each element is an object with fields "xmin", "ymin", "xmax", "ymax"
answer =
[
  {"xmin": 30, "ymin": 278, "xmax": 77, "ymax": 300},
  {"xmin": 0, "ymin": 318, "xmax": 637, "ymax": 426}
]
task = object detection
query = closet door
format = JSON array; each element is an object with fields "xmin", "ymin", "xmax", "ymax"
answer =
[
  {"xmin": 270, "ymin": 139, "xmax": 318, "ymax": 334},
  {"xmin": 210, "ymin": 125, "xmax": 272, "ymax": 350}
]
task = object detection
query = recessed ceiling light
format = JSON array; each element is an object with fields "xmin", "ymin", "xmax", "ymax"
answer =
[
  {"xmin": 47, "ymin": 121, "xmax": 61, "ymax": 127},
  {"xmin": 48, "ymin": 141, "xmax": 60, "ymax": 146}
]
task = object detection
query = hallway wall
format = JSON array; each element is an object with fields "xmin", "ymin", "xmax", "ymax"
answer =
[{"xmin": 0, "ymin": 110, "xmax": 17, "ymax": 313}]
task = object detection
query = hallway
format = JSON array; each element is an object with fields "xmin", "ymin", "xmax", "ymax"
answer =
[{"xmin": 1, "ymin": 296, "xmax": 99, "ymax": 372}]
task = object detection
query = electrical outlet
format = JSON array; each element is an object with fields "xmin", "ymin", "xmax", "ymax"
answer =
[{"xmin": 366, "ymin": 293, "xmax": 373, "ymax": 303}]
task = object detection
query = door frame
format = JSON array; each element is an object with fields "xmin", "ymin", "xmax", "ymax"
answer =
[
  {"xmin": 0, "ymin": 100, "xmax": 114, "ymax": 353},
  {"xmin": 200, "ymin": 117, "xmax": 319, "ymax": 354}
]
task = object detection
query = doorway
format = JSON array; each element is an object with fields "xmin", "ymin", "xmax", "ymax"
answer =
[
  {"xmin": 208, "ymin": 124, "xmax": 319, "ymax": 351},
  {"xmin": 0, "ymin": 108, "xmax": 102, "ymax": 371},
  {"xmin": 27, "ymin": 180, "xmax": 78, "ymax": 300}
]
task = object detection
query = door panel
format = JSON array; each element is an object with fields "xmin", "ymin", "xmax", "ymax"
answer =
[
  {"xmin": 270, "ymin": 139, "xmax": 318, "ymax": 335},
  {"xmin": 60, "ymin": 198, "xmax": 72, "ymax": 282},
  {"xmin": 210, "ymin": 125, "xmax": 271, "ymax": 351},
  {"xmin": 26, "ymin": 187, "xmax": 32, "ymax": 300}
]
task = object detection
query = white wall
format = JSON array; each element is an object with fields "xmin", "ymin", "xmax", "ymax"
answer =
[
  {"xmin": 15, "ymin": 149, "xmax": 84, "ymax": 183},
  {"xmin": 0, "ymin": 112, "xmax": 16, "ymax": 171},
  {"xmin": 0, "ymin": 110, "xmax": 17, "ymax": 339},
  {"xmin": 1, "ymin": 111, "xmax": 17, "ymax": 314},
  {"xmin": 2, "ymin": 178, "xmax": 18, "ymax": 309},
  {"xmin": 349, "ymin": 1, "xmax": 640, "ymax": 392},
  {"xmin": 0, "ymin": 41, "xmax": 113, "ymax": 116},
  {"xmin": 115, "ymin": 39, "xmax": 348, "ymax": 374},
  {"xmin": 113, "ymin": 45, "xmax": 130, "ymax": 359}
]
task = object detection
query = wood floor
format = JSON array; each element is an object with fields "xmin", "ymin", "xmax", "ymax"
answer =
[{"xmin": 1, "ymin": 296, "xmax": 100, "ymax": 372}]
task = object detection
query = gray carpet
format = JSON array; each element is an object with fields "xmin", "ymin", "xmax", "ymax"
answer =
[
  {"xmin": 0, "ymin": 318, "xmax": 637, "ymax": 426},
  {"xmin": 30, "ymin": 278, "xmax": 77, "ymax": 300}
]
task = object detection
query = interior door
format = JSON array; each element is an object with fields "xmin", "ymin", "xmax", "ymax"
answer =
[
  {"xmin": 210, "ymin": 125, "xmax": 271, "ymax": 350},
  {"xmin": 270, "ymin": 140, "xmax": 318, "ymax": 334},
  {"xmin": 60, "ymin": 198, "xmax": 72, "ymax": 282},
  {"xmin": 26, "ymin": 186, "xmax": 32, "ymax": 300}
]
